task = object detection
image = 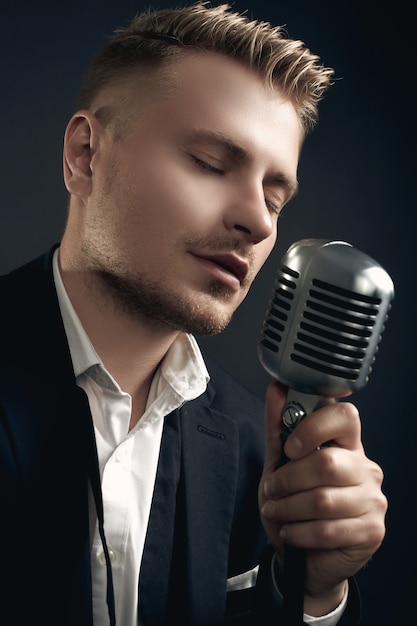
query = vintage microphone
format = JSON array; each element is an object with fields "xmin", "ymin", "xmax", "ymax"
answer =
[{"xmin": 258, "ymin": 239, "xmax": 394, "ymax": 625}]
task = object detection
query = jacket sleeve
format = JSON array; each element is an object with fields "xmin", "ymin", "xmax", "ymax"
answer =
[{"xmin": 225, "ymin": 545, "xmax": 361, "ymax": 625}]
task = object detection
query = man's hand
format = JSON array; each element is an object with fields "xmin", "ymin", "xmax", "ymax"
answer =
[{"xmin": 258, "ymin": 381, "xmax": 387, "ymax": 616}]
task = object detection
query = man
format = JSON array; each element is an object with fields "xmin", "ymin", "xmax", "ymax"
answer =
[{"xmin": 0, "ymin": 3, "xmax": 387, "ymax": 625}]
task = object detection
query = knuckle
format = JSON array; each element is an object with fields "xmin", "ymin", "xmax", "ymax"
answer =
[
  {"xmin": 363, "ymin": 459, "xmax": 386, "ymax": 492},
  {"xmin": 314, "ymin": 520, "xmax": 336, "ymax": 545},
  {"xmin": 313, "ymin": 488, "xmax": 334, "ymax": 516},
  {"xmin": 372, "ymin": 462, "xmax": 385, "ymax": 487},
  {"xmin": 375, "ymin": 491, "xmax": 388, "ymax": 517},
  {"xmin": 317, "ymin": 447, "xmax": 340, "ymax": 482},
  {"xmin": 365, "ymin": 516, "xmax": 386, "ymax": 548},
  {"xmin": 337, "ymin": 401, "xmax": 361, "ymax": 435},
  {"xmin": 340, "ymin": 400, "xmax": 360, "ymax": 421}
]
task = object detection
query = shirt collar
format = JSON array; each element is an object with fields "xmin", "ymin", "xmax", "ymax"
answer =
[{"xmin": 52, "ymin": 248, "xmax": 210, "ymax": 399}]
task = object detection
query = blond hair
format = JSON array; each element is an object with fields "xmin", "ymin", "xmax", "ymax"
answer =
[{"xmin": 78, "ymin": 2, "xmax": 334, "ymax": 135}]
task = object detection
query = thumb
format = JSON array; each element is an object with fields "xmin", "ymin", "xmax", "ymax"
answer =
[{"xmin": 263, "ymin": 381, "xmax": 287, "ymax": 473}]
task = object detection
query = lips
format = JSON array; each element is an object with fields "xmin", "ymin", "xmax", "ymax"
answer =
[{"xmin": 192, "ymin": 252, "xmax": 249, "ymax": 284}]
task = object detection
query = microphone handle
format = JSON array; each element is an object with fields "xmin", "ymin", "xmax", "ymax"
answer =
[
  {"xmin": 278, "ymin": 389, "xmax": 322, "ymax": 625},
  {"xmin": 282, "ymin": 543, "xmax": 306, "ymax": 625}
]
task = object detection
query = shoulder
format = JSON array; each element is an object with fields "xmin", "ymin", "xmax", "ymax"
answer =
[
  {"xmin": 0, "ymin": 246, "xmax": 57, "ymax": 301},
  {"xmin": 0, "ymin": 247, "xmax": 59, "ymax": 331},
  {"xmin": 203, "ymin": 352, "xmax": 264, "ymax": 412}
]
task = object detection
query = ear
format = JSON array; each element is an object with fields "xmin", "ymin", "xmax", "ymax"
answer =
[{"xmin": 63, "ymin": 110, "xmax": 103, "ymax": 197}]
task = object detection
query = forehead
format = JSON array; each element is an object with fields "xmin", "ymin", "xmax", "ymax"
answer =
[
  {"xmin": 155, "ymin": 52, "xmax": 295, "ymax": 131},
  {"xmin": 101, "ymin": 50, "xmax": 302, "ymax": 175},
  {"xmin": 169, "ymin": 50, "xmax": 298, "ymax": 119},
  {"xmin": 160, "ymin": 51, "xmax": 301, "ymax": 158}
]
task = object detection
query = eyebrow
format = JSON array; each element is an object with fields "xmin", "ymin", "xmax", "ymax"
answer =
[{"xmin": 184, "ymin": 128, "xmax": 299, "ymax": 198}]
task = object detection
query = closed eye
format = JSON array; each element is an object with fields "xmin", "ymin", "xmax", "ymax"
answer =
[
  {"xmin": 190, "ymin": 154, "xmax": 225, "ymax": 175},
  {"xmin": 265, "ymin": 197, "xmax": 286, "ymax": 218}
]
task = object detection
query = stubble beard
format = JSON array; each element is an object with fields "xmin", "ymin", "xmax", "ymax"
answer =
[
  {"xmin": 83, "ymin": 229, "xmax": 254, "ymax": 336},
  {"xmin": 87, "ymin": 261, "xmax": 241, "ymax": 336}
]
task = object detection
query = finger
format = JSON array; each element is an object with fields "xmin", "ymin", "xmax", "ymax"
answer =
[
  {"xmin": 284, "ymin": 400, "xmax": 363, "ymax": 460},
  {"xmin": 268, "ymin": 447, "xmax": 366, "ymax": 499},
  {"xmin": 278, "ymin": 512, "xmax": 386, "ymax": 551},
  {"xmin": 265, "ymin": 480, "xmax": 379, "ymax": 524},
  {"xmin": 263, "ymin": 381, "xmax": 287, "ymax": 472}
]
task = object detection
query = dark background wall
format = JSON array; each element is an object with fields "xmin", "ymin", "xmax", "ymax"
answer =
[{"xmin": 2, "ymin": 1, "xmax": 415, "ymax": 623}]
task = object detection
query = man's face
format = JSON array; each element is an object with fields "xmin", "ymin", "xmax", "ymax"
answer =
[{"xmin": 79, "ymin": 52, "xmax": 301, "ymax": 335}]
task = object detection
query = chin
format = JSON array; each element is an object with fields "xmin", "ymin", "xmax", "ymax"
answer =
[
  {"xmin": 178, "ymin": 310, "xmax": 233, "ymax": 336},
  {"xmin": 174, "ymin": 299, "xmax": 235, "ymax": 335}
]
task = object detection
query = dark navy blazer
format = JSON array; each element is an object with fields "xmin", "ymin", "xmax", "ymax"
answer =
[{"xmin": 0, "ymin": 248, "xmax": 360, "ymax": 625}]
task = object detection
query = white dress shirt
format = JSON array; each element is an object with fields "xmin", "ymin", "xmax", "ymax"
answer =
[{"xmin": 52, "ymin": 249, "xmax": 346, "ymax": 625}]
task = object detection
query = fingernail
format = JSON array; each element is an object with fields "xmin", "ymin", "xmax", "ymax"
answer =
[
  {"xmin": 261, "ymin": 501, "xmax": 274, "ymax": 520},
  {"xmin": 279, "ymin": 525, "xmax": 288, "ymax": 540}
]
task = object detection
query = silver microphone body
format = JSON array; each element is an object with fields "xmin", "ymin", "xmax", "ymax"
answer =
[
  {"xmin": 258, "ymin": 238, "xmax": 394, "ymax": 622},
  {"xmin": 259, "ymin": 239, "xmax": 394, "ymax": 423}
]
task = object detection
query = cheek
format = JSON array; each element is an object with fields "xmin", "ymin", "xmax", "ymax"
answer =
[{"xmin": 136, "ymin": 160, "xmax": 218, "ymax": 232}]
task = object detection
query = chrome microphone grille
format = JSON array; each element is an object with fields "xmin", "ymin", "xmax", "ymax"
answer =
[{"xmin": 259, "ymin": 240, "xmax": 394, "ymax": 397}]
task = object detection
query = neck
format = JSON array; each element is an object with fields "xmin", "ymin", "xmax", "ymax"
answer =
[{"xmin": 58, "ymin": 249, "xmax": 180, "ymax": 425}]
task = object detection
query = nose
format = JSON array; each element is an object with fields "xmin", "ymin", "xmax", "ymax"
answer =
[{"xmin": 224, "ymin": 182, "xmax": 275, "ymax": 244}]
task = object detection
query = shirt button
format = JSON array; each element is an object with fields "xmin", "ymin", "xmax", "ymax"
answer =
[{"xmin": 98, "ymin": 548, "xmax": 117, "ymax": 564}]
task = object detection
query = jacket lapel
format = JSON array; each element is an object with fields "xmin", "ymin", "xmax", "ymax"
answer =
[
  {"xmin": 138, "ymin": 408, "xmax": 183, "ymax": 626},
  {"xmin": 139, "ymin": 387, "xmax": 240, "ymax": 626},
  {"xmin": 180, "ymin": 393, "xmax": 239, "ymax": 625}
]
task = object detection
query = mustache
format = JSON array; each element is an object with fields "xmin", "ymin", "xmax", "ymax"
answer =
[{"xmin": 182, "ymin": 234, "xmax": 255, "ymax": 258}]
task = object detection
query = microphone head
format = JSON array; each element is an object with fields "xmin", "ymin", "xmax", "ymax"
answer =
[{"xmin": 258, "ymin": 239, "xmax": 394, "ymax": 398}]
